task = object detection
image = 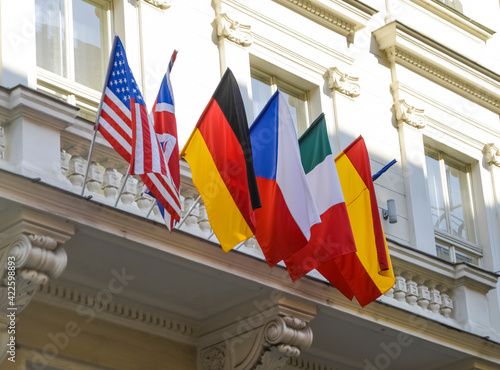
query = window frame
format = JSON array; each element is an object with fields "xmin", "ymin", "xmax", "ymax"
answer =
[
  {"xmin": 425, "ymin": 147, "xmax": 481, "ymax": 265},
  {"xmin": 250, "ymin": 66, "xmax": 311, "ymax": 135},
  {"xmin": 35, "ymin": 0, "xmax": 112, "ymax": 119}
]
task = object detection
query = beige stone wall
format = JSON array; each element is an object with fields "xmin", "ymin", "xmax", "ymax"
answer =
[{"xmin": 11, "ymin": 300, "xmax": 196, "ymax": 370}]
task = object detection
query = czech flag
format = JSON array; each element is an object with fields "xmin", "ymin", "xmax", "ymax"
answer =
[{"xmin": 250, "ymin": 90, "xmax": 320, "ymax": 267}]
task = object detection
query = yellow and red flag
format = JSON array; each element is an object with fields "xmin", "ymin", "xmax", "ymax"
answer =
[{"xmin": 318, "ymin": 136, "xmax": 395, "ymax": 307}]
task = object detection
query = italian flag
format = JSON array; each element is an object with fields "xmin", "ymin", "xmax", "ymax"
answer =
[{"xmin": 284, "ymin": 113, "xmax": 356, "ymax": 280}]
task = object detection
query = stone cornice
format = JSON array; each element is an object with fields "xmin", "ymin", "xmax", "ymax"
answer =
[
  {"xmin": 271, "ymin": 0, "xmax": 375, "ymax": 36},
  {"xmin": 373, "ymin": 22, "xmax": 500, "ymax": 114},
  {"xmin": 0, "ymin": 84, "xmax": 78, "ymax": 130},
  {"xmin": 36, "ymin": 282, "xmax": 199, "ymax": 343},
  {"xmin": 411, "ymin": 0, "xmax": 495, "ymax": 41}
]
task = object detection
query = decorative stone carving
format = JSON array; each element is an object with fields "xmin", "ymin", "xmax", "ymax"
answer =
[
  {"xmin": 121, "ymin": 175, "xmax": 137, "ymax": 205},
  {"xmin": 60, "ymin": 150, "xmax": 71, "ymax": 176},
  {"xmin": 102, "ymin": 168, "xmax": 120, "ymax": 198},
  {"xmin": 327, "ymin": 67, "xmax": 360, "ymax": 98},
  {"xmin": 483, "ymin": 143, "xmax": 500, "ymax": 167},
  {"xmin": 198, "ymin": 296, "xmax": 316, "ymax": 370},
  {"xmin": 67, "ymin": 155, "xmax": 86, "ymax": 187},
  {"xmin": 142, "ymin": 0, "xmax": 171, "ymax": 10},
  {"xmin": 86, "ymin": 161, "xmax": 104, "ymax": 193},
  {"xmin": 394, "ymin": 100, "xmax": 426, "ymax": 129},
  {"xmin": 0, "ymin": 213, "xmax": 73, "ymax": 363},
  {"xmin": 198, "ymin": 203, "xmax": 211, "ymax": 233},
  {"xmin": 201, "ymin": 346, "xmax": 226, "ymax": 370},
  {"xmin": 216, "ymin": 13, "xmax": 253, "ymax": 47}
]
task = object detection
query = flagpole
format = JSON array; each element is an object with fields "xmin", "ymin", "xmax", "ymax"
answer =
[
  {"xmin": 175, "ymin": 195, "xmax": 201, "ymax": 229},
  {"xmin": 113, "ymin": 166, "xmax": 131, "ymax": 207},
  {"xmin": 80, "ymin": 129, "xmax": 98, "ymax": 196},
  {"xmin": 81, "ymin": 36, "xmax": 119, "ymax": 197},
  {"xmin": 372, "ymin": 159, "xmax": 397, "ymax": 181}
]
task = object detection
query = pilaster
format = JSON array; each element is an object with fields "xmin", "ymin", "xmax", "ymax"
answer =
[{"xmin": 213, "ymin": 2, "xmax": 254, "ymax": 122}]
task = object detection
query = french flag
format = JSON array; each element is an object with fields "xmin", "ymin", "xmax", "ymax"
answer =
[{"xmin": 250, "ymin": 90, "xmax": 321, "ymax": 267}]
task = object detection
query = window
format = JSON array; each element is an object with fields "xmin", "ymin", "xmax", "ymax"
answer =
[
  {"xmin": 35, "ymin": 0, "xmax": 110, "ymax": 118},
  {"xmin": 251, "ymin": 68, "xmax": 309, "ymax": 135},
  {"xmin": 425, "ymin": 149, "xmax": 480, "ymax": 264}
]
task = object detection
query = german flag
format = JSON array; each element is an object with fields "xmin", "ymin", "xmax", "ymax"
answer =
[
  {"xmin": 180, "ymin": 69, "xmax": 261, "ymax": 251},
  {"xmin": 317, "ymin": 136, "xmax": 394, "ymax": 307}
]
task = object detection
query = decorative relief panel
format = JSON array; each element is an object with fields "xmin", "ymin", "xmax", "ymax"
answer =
[
  {"xmin": 142, "ymin": 0, "xmax": 172, "ymax": 9},
  {"xmin": 394, "ymin": 99, "xmax": 427, "ymax": 129},
  {"xmin": 483, "ymin": 143, "xmax": 500, "ymax": 167},
  {"xmin": 327, "ymin": 67, "xmax": 360, "ymax": 98},
  {"xmin": 216, "ymin": 13, "xmax": 253, "ymax": 47}
]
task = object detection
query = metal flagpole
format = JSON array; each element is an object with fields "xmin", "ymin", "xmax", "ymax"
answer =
[
  {"xmin": 81, "ymin": 36, "xmax": 119, "ymax": 197},
  {"xmin": 372, "ymin": 159, "xmax": 397, "ymax": 182},
  {"xmin": 175, "ymin": 195, "xmax": 201, "ymax": 229},
  {"xmin": 80, "ymin": 129, "xmax": 99, "ymax": 196},
  {"xmin": 113, "ymin": 166, "xmax": 131, "ymax": 207}
]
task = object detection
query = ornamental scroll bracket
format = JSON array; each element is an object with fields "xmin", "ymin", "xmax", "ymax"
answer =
[
  {"xmin": 215, "ymin": 12, "xmax": 253, "ymax": 47},
  {"xmin": 198, "ymin": 295, "xmax": 316, "ymax": 370},
  {"xmin": 483, "ymin": 143, "xmax": 500, "ymax": 168},
  {"xmin": 0, "ymin": 210, "xmax": 74, "ymax": 364},
  {"xmin": 327, "ymin": 67, "xmax": 360, "ymax": 98},
  {"xmin": 394, "ymin": 99, "xmax": 427, "ymax": 129},
  {"xmin": 142, "ymin": 0, "xmax": 172, "ymax": 10}
]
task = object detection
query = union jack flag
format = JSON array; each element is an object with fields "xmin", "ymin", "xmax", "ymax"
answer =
[
  {"xmin": 96, "ymin": 36, "xmax": 181, "ymax": 228},
  {"xmin": 142, "ymin": 50, "xmax": 182, "ymax": 230}
]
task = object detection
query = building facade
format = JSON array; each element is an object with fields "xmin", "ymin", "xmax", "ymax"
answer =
[{"xmin": 0, "ymin": 0, "xmax": 500, "ymax": 369}]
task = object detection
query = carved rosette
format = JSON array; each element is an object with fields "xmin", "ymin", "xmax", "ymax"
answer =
[
  {"xmin": 142, "ymin": 0, "xmax": 172, "ymax": 9},
  {"xmin": 216, "ymin": 13, "xmax": 253, "ymax": 47},
  {"xmin": 483, "ymin": 143, "xmax": 500, "ymax": 168},
  {"xmin": 201, "ymin": 346, "xmax": 226, "ymax": 370},
  {"xmin": 394, "ymin": 100, "xmax": 426, "ymax": 129},
  {"xmin": 327, "ymin": 67, "xmax": 360, "ymax": 98}
]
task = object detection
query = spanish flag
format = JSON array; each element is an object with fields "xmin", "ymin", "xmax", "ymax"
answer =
[
  {"xmin": 317, "ymin": 136, "xmax": 395, "ymax": 307},
  {"xmin": 180, "ymin": 69, "xmax": 261, "ymax": 251}
]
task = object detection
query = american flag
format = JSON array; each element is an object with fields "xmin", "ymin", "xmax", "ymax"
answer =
[
  {"xmin": 96, "ymin": 36, "xmax": 181, "ymax": 228},
  {"xmin": 142, "ymin": 50, "xmax": 182, "ymax": 230}
]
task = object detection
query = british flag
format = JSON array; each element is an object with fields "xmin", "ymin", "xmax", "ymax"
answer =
[
  {"xmin": 96, "ymin": 36, "xmax": 181, "ymax": 229},
  {"xmin": 142, "ymin": 50, "xmax": 182, "ymax": 230}
]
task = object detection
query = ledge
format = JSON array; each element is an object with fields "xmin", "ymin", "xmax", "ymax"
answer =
[
  {"xmin": 373, "ymin": 21, "xmax": 500, "ymax": 114},
  {"xmin": 271, "ymin": 0, "xmax": 376, "ymax": 36},
  {"xmin": 411, "ymin": 0, "xmax": 495, "ymax": 42}
]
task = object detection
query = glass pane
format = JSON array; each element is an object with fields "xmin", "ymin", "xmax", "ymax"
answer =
[
  {"xmin": 425, "ymin": 155, "xmax": 448, "ymax": 233},
  {"xmin": 73, "ymin": 0, "xmax": 104, "ymax": 90},
  {"xmin": 436, "ymin": 244, "xmax": 451, "ymax": 262},
  {"xmin": 455, "ymin": 250, "xmax": 478, "ymax": 265},
  {"xmin": 251, "ymin": 75, "xmax": 273, "ymax": 120},
  {"xmin": 277, "ymin": 82, "xmax": 308, "ymax": 136},
  {"xmin": 35, "ymin": 0, "xmax": 66, "ymax": 77},
  {"xmin": 445, "ymin": 162, "xmax": 475, "ymax": 242}
]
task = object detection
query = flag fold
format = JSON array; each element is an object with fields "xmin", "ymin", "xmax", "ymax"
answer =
[
  {"xmin": 284, "ymin": 113, "xmax": 356, "ymax": 280},
  {"xmin": 180, "ymin": 68, "xmax": 261, "ymax": 252},
  {"xmin": 317, "ymin": 136, "xmax": 395, "ymax": 307},
  {"xmin": 250, "ymin": 90, "xmax": 321, "ymax": 267}
]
